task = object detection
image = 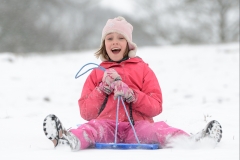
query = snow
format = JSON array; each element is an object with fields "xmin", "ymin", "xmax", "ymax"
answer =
[{"xmin": 0, "ymin": 43, "xmax": 239, "ymax": 160}]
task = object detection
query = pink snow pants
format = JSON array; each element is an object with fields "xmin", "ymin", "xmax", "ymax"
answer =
[{"xmin": 70, "ymin": 120, "xmax": 189, "ymax": 149}]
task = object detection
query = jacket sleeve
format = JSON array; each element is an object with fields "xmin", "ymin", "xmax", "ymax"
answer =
[
  {"xmin": 131, "ymin": 65, "xmax": 162, "ymax": 117},
  {"xmin": 78, "ymin": 69, "xmax": 106, "ymax": 121}
]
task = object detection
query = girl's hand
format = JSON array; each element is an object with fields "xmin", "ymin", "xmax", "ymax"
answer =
[
  {"xmin": 99, "ymin": 68, "xmax": 121, "ymax": 95},
  {"xmin": 111, "ymin": 81, "xmax": 136, "ymax": 103}
]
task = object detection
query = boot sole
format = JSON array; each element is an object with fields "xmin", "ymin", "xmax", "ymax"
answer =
[
  {"xmin": 205, "ymin": 120, "xmax": 222, "ymax": 142},
  {"xmin": 43, "ymin": 114, "xmax": 63, "ymax": 141}
]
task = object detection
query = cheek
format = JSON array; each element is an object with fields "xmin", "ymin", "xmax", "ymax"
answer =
[
  {"xmin": 123, "ymin": 41, "xmax": 128, "ymax": 47},
  {"xmin": 105, "ymin": 42, "xmax": 111, "ymax": 49},
  {"xmin": 123, "ymin": 42, "xmax": 128, "ymax": 50},
  {"xmin": 105, "ymin": 44, "xmax": 112, "ymax": 54}
]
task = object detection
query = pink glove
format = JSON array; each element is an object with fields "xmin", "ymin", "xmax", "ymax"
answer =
[
  {"xmin": 99, "ymin": 68, "xmax": 122, "ymax": 95},
  {"xmin": 111, "ymin": 81, "xmax": 136, "ymax": 103}
]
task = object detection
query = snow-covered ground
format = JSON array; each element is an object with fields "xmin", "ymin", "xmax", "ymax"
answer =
[{"xmin": 0, "ymin": 43, "xmax": 239, "ymax": 160}]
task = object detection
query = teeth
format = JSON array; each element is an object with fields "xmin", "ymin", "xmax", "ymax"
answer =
[{"xmin": 112, "ymin": 48, "xmax": 120, "ymax": 51}]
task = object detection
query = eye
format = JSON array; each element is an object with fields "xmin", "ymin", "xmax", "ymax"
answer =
[{"xmin": 106, "ymin": 37, "xmax": 113, "ymax": 40}]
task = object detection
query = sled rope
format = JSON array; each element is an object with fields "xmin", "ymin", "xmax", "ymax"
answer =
[
  {"xmin": 75, "ymin": 62, "xmax": 140, "ymax": 144},
  {"xmin": 114, "ymin": 96, "xmax": 120, "ymax": 143},
  {"xmin": 120, "ymin": 96, "xmax": 140, "ymax": 143},
  {"xmin": 75, "ymin": 62, "xmax": 106, "ymax": 79}
]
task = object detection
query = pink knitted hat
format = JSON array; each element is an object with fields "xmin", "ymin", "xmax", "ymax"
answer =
[{"xmin": 100, "ymin": 16, "xmax": 137, "ymax": 61}]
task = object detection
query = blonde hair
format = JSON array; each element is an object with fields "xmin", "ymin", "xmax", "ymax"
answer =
[{"xmin": 95, "ymin": 40, "xmax": 130, "ymax": 61}]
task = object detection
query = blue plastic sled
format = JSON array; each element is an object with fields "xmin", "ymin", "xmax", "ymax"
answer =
[{"xmin": 95, "ymin": 143, "xmax": 160, "ymax": 150}]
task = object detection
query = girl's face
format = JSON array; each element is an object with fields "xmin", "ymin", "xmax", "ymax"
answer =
[{"xmin": 104, "ymin": 32, "xmax": 128, "ymax": 62}]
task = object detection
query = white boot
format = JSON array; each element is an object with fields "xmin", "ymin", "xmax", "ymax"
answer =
[
  {"xmin": 192, "ymin": 120, "xmax": 222, "ymax": 142},
  {"xmin": 43, "ymin": 114, "xmax": 81, "ymax": 151}
]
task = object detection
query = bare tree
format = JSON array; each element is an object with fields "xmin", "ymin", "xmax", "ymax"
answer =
[
  {"xmin": 132, "ymin": 0, "xmax": 239, "ymax": 44},
  {"xmin": 0, "ymin": 0, "xmax": 138, "ymax": 53},
  {"xmin": 183, "ymin": 0, "xmax": 239, "ymax": 43},
  {"xmin": 0, "ymin": 0, "xmax": 98, "ymax": 53}
]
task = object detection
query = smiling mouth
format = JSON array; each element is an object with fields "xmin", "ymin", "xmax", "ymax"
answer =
[{"xmin": 111, "ymin": 48, "xmax": 121, "ymax": 54}]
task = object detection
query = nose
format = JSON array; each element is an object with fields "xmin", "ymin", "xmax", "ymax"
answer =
[{"xmin": 112, "ymin": 39, "xmax": 118, "ymax": 45}]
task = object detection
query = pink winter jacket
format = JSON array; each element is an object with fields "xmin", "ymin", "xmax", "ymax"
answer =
[{"xmin": 78, "ymin": 57, "xmax": 162, "ymax": 123}]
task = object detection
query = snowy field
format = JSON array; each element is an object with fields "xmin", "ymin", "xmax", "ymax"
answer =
[{"xmin": 0, "ymin": 43, "xmax": 239, "ymax": 160}]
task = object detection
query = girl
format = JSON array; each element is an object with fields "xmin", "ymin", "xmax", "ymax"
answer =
[{"xmin": 43, "ymin": 16, "xmax": 222, "ymax": 151}]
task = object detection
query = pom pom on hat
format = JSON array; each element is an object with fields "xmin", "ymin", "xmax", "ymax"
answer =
[{"xmin": 100, "ymin": 16, "xmax": 137, "ymax": 61}]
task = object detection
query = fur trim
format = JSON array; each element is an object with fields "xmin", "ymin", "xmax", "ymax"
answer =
[{"xmin": 128, "ymin": 50, "xmax": 136, "ymax": 58}]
